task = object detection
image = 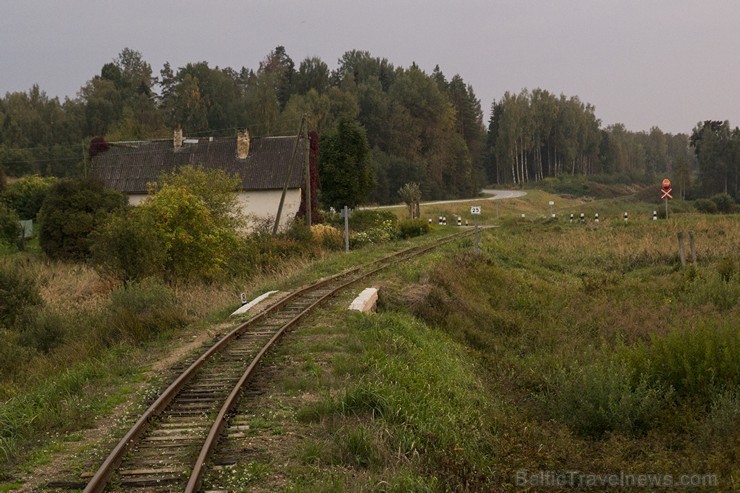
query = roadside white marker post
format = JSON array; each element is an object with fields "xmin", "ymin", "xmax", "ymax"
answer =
[
  {"xmin": 594, "ymin": 213, "xmax": 599, "ymax": 223},
  {"xmin": 624, "ymin": 212, "xmax": 628, "ymax": 222},
  {"xmin": 570, "ymin": 213, "xmax": 574, "ymax": 223},
  {"xmin": 653, "ymin": 210, "xmax": 658, "ymax": 221}
]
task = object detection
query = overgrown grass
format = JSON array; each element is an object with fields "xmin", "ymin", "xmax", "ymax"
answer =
[
  {"xmin": 0, "ymin": 220, "xmax": 452, "ymax": 482},
  {"xmin": 293, "ymin": 312, "xmax": 496, "ymax": 490},
  {"xmin": 381, "ymin": 213, "xmax": 738, "ymax": 489}
]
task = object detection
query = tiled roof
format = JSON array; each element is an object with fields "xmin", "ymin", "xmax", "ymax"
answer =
[{"xmin": 90, "ymin": 135, "xmax": 305, "ymax": 193}]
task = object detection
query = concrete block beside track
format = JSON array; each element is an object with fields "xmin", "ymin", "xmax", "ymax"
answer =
[{"xmin": 348, "ymin": 287, "xmax": 378, "ymax": 313}]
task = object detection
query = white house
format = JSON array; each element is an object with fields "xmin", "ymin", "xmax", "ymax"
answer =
[{"xmin": 90, "ymin": 129, "xmax": 308, "ymax": 230}]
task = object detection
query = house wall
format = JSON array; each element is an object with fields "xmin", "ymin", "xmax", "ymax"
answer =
[
  {"xmin": 235, "ymin": 189, "xmax": 302, "ymax": 230},
  {"xmin": 126, "ymin": 188, "xmax": 302, "ymax": 231}
]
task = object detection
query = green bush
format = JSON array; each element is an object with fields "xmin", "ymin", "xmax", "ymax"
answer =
[
  {"xmin": 0, "ymin": 260, "xmax": 43, "ymax": 327},
  {"xmin": 699, "ymin": 389, "xmax": 739, "ymax": 445},
  {"xmin": 627, "ymin": 321, "xmax": 739, "ymax": 400},
  {"xmin": 17, "ymin": 310, "xmax": 68, "ymax": 353},
  {"xmin": 91, "ymin": 208, "xmax": 167, "ymax": 282},
  {"xmin": 397, "ymin": 219, "xmax": 430, "ymax": 239},
  {"xmin": 548, "ymin": 360, "xmax": 666, "ymax": 438},
  {"xmin": 0, "ymin": 329, "xmax": 34, "ymax": 382},
  {"xmin": 694, "ymin": 198, "xmax": 718, "ymax": 214},
  {"xmin": 94, "ymin": 186, "xmax": 246, "ymax": 282},
  {"xmin": 284, "ymin": 218, "xmax": 313, "ymax": 243},
  {"xmin": 347, "ymin": 209, "xmax": 397, "ymax": 231},
  {"xmin": 710, "ymin": 193, "xmax": 736, "ymax": 213},
  {"xmin": 0, "ymin": 203, "xmax": 21, "ymax": 246},
  {"xmin": 102, "ymin": 279, "xmax": 189, "ymax": 345},
  {"xmin": 680, "ymin": 268, "xmax": 740, "ymax": 311},
  {"xmin": 38, "ymin": 179, "xmax": 127, "ymax": 260},
  {"xmin": 539, "ymin": 176, "xmax": 590, "ymax": 197},
  {"xmin": 0, "ymin": 175, "xmax": 57, "ymax": 220}
]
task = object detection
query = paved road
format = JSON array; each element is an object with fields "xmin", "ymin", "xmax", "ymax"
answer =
[{"xmin": 364, "ymin": 189, "xmax": 526, "ymax": 209}]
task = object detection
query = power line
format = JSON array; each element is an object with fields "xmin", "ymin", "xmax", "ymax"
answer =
[{"xmin": 0, "ymin": 118, "xmax": 304, "ymax": 154}]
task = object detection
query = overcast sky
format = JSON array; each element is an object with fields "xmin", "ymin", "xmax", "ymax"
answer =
[{"xmin": 1, "ymin": 0, "xmax": 738, "ymax": 135}]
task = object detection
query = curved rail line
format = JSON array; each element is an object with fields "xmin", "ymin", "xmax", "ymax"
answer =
[{"xmin": 83, "ymin": 230, "xmax": 474, "ymax": 492}]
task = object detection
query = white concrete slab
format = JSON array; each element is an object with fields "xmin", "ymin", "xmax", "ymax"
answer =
[
  {"xmin": 231, "ymin": 291, "xmax": 279, "ymax": 316},
  {"xmin": 348, "ymin": 287, "xmax": 379, "ymax": 313}
]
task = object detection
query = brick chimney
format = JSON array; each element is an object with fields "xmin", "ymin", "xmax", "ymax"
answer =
[
  {"xmin": 237, "ymin": 129, "xmax": 250, "ymax": 159},
  {"xmin": 173, "ymin": 128, "xmax": 183, "ymax": 149}
]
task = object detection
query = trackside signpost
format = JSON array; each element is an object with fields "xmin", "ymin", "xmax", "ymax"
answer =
[
  {"xmin": 471, "ymin": 206, "xmax": 481, "ymax": 254},
  {"xmin": 661, "ymin": 178, "xmax": 672, "ymax": 219}
]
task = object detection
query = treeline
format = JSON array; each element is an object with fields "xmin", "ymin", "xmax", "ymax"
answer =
[
  {"xmin": 0, "ymin": 47, "xmax": 485, "ymax": 203},
  {"xmin": 0, "ymin": 47, "xmax": 737, "ymax": 202},
  {"xmin": 485, "ymin": 89, "xmax": 699, "ymax": 197}
]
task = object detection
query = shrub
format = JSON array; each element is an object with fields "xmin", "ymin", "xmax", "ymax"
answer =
[
  {"xmin": 627, "ymin": 321, "xmax": 739, "ymax": 400},
  {"xmin": 0, "ymin": 175, "xmax": 57, "ymax": 220},
  {"xmin": 155, "ymin": 165, "xmax": 242, "ymax": 227},
  {"xmin": 548, "ymin": 359, "xmax": 666, "ymax": 438},
  {"xmin": 680, "ymin": 268, "xmax": 740, "ymax": 311},
  {"xmin": 92, "ymin": 167, "xmax": 251, "ymax": 283},
  {"xmin": 0, "ymin": 260, "xmax": 43, "ymax": 327},
  {"xmin": 284, "ymin": 218, "xmax": 313, "ymax": 243},
  {"xmin": 38, "ymin": 179, "xmax": 127, "ymax": 260},
  {"xmin": 102, "ymin": 279, "xmax": 189, "ymax": 345},
  {"xmin": 397, "ymin": 219, "xmax": 430, "ymax": 239},
  {"xmin": 141, "ymin": 185, "xmax": 245, "ymax": 281},
  {"xmin": 0, "ymin": 203, "xmax": 21, "ymax": 246},
  {"xmin": 694, "ymin": 198, "xmax": 718, "ymax": 214},
  {"xmin": 91, "ymin": 208, "xmax": 167, "ymax": 283},
  {"xmin": 17, "ymin": 310, "xmax": 68, "ymax": 353},
  {"xmin": 347, "ymin": 209, "xmax": 397, "ymax": 231},
  {"xmin": 311, "ymin": 223, "xmax": 344, "ymax": 250},
  {"xmin": 699, "ymin": 389, "xmax": 740, "ymax": 445},
  {"xmin": 0, "ymin": 329, "xmax": 34, "ymax": 381},
  {"xmin": 710, "ymin": 193, "xmax": 736, "ymax": 213}
]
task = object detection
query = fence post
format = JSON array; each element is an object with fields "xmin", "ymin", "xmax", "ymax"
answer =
[
  {"xmin": 677, "ymin": 231, "xmax": 686, "ymax": 267},
  {"xmin": 689, "ymin": 231, "xmax": 696, "ymax": 263}
]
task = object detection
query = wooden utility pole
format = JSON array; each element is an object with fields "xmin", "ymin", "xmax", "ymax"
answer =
[{"xmin": 273, "ymin": 114, "xmax": 307, "ymax": 235}]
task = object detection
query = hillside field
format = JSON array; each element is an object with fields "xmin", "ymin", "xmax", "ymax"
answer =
[{"xmin": 1, "ymin": 190, "xmax": 738, "ymax": 492}]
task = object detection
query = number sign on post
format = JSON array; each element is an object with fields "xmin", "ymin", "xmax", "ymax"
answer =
[{"xmin": 470, "ymin": 206, "xmax": 481, "ymax": 254}]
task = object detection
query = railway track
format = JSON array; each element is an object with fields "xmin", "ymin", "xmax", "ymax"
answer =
[{"xmin": 82, "ymin": 230, "xmax": 475, "ymax": 492}]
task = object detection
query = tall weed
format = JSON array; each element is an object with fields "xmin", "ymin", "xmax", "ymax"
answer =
[
  {"xmin": 0, "ymin": 259, "xmax": 43, "ymax": 327},
  {"xmin": 546, "ymin": 359, "xmax": 666, "ymax": 438},
  {"xmin": 100, "ymin": 279, "xmax": 189, "ymax": 345},
  {"xmin": 627, "ymin": 321, "xmax": 739, "ymax": 400}
]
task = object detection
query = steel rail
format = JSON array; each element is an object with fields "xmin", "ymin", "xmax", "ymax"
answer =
[
  {"xmin": 84, "ymin": 230, "xmax": 474, "ymax": 492},
  {"xmin": 185, "ymin": 229, "xmax": 474, "ymax": 492},
  {"xmin": 82, "ymin": 269, "xmax": 358, "ymax": 493}
]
